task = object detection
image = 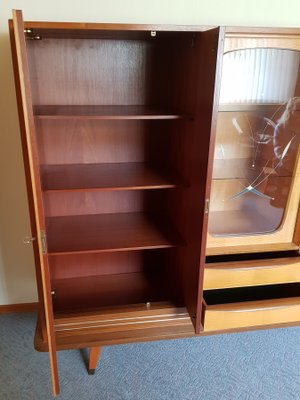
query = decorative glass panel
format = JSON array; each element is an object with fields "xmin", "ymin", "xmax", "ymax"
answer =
[
  {"xmin": 220, "ymin": 49, "xmax": 300, "ymax": 104},
  {"xmin": 209, "ymin": 48, "xmax": 300, "ymax": 237}
]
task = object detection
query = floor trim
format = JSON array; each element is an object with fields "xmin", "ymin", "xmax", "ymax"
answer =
[{"xmin": 0, "ymin": 302, "xmax": 38, "ymax": 314}]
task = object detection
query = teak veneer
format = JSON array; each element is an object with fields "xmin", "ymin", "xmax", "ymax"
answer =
[{"xmin": 9, "ymin": 9, "xmax": 300, "ymax": 396}]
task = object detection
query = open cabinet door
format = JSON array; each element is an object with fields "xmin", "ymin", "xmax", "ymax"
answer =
[
  {"xmin": 9, "ymin": 9, "xmax": 60, "ymax": 396},
  {"xmin": 169, "ymin": 27, "xmax": 225, "ymax": 334},
  {"xmin": 191, "ymin": 27, "xmax": 225, "ymax": 333}
]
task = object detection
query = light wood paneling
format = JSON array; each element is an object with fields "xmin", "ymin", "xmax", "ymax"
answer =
[
  {"xmin": 204, "ymin": 297, "xmax": 300, "ymax": 331},
  {"xmin": 224, "ymin": 28, "xmax": 300, "ymax": 53},
  {"xmin": 204, "ymin": 258, "xmax": 300, "ymax": 289}
]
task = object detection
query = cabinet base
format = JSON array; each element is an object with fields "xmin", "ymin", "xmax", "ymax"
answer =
[{"xmin": 34, "ymin": 302, "xmax": 195, "ymax": 351}]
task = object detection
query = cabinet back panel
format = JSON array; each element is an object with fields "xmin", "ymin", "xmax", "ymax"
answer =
[
  {"xmin": 51, "ymin": 272, "xmax": 171, "ymax": 311},
  {"xmin": 48, "ymin": 250, "xmax": 176, "ymax": 311},
  {"xmin": 43, "ymin": 190, "xmax": 143, "ymax": 217},
  {"xmin": 36, "ymin": 120, "xmax": 145, "ymax": 165},
  {"xmin": 27, "ymin": 35, "xmax": 198, "ymax": 110},
  {"xmin": 27, "ymin": 39, "xmax": 152, "ymax": 106},
  {"xmin": 49, "ymin": 252, "xmax": 144, "ymax": 279},
  {"xmin": 49, "ymin": 250, "xmax": 168, "ymax": 280}
]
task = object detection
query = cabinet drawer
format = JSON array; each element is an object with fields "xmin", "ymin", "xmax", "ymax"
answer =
[
  {"xmin": 204, "ymin": 258, "xmax": 300, "ymax": 290},
  {"xmin": 203, "ymin": 283, "xmax": 300, "ymax": 332}
]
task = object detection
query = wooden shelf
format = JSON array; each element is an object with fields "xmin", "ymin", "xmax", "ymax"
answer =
[
  {"xmin": 46, "ymin": 212, "xmax": 184, "ymax": 255},
  {"xmin": 41, "ymin": 162, "xmax": 183, "ymax": 192},
  {"xmin": 34, "ymin": 105, "xmax": 192, "ymax": 120},
  {"xmin": 51, "ymin": 271, "xmax": 169, "ymax": 311}
]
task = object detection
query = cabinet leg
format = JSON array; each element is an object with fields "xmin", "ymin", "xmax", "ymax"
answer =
[{"xmin": 88, "ymin": 346, "xmax": 102, "ymax": 375}]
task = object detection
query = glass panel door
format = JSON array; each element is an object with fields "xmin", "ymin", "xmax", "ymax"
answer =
[{"xmin": 209, "ymin": 48, "xmax": 300, "ymax": 237}]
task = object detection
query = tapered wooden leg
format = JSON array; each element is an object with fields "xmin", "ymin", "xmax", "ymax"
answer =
[{"xmin": 88, "ymin": 346, "xmax": 102, "ymax": 375}]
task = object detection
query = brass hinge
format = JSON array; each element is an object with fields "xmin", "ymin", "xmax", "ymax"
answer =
[
  {"xmin": 40, "ymin": 230, "xmax": 47, "ymax": 255},
  {"xmin": 204, "ymin": 198, "xmax": 210, "ymax": 214}
]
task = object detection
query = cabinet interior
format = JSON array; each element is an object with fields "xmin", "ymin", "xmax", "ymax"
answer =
[
  {"xmin": 11, "ymin": 13, "xmax": 300, "ymax": 395},
  {"xmin": 25, "ymin": 28, "xmax": 218, "ymax": 320}
]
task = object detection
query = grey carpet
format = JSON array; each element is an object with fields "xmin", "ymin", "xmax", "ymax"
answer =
[{"xmin": 0, "ymin": 313, "xmax": 300, "ymax": 399}]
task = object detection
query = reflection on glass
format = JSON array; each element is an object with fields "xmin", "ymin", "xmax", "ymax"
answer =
[{"xmin": 209, "ymin": 48, "xmax": 300, "ymax": 237}]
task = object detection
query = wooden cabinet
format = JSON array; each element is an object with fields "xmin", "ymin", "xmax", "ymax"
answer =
[
  {"xmin": 10, "ymin": 10, "xmax": 300, "ymax": 396},
  {"xmin": 204, "ymin": 283, "xmax": 300, "ymax": 332},
  {"xmin": 203, "ymin": 27, "xmax": 300, "ymax": 343},
  {"xmin": 206, "ymin": 28, "xmax": 300, "ymax": 256},
  {"xmin": 9, "ymin": 10, "xmax": 223, "ymax": 395}
]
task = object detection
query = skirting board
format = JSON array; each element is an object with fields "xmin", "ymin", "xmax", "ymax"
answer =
[{"xmin": 0, "ymin": 302, "xmax": 38, "ymax": 314}]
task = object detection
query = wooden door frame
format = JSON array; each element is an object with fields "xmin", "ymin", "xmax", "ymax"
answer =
[
  {"xmin": 10, "ymin": 9, "xmax": 59, "ymax": 396},
  {"xmin": 206, "ymin": 27, "xmax": 300, "ymax": 256}
]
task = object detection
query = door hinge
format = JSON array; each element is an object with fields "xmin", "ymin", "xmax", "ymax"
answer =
[
  {"xmin": 23, "ymin": 236, "xmax": 36, "ymax": 244},
  {"xmin": 204, "ymin": 198, "xmax": 210, "ymax": 214},
  {"xmin": 40, "ymin": 230, "xmax": 47, "ymax": 255}
]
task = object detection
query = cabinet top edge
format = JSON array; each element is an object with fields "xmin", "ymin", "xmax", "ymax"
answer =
[
  {"xmin": 12, "ymin": 20, "xmax": 300, "ymax": 35},
  {"xmin": 9, "ymin": 19, "xmax": 219, "ymax": 32},
  {"xmin": 225, "ymin": 26, "xmax": 300, "ymax": 36}
]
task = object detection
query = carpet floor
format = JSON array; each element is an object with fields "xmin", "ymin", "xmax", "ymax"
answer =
[{"xmin": 0, "ymin": 312, "xmax": 300, "ymax": 399}]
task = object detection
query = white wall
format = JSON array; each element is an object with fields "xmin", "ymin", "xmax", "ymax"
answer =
[{"xmin": 0, "ymin": 0, "xmax": 299, "ymax": 305}]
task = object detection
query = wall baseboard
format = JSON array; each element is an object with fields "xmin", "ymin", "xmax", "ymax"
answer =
[{"xmin": 0, "ymin": 302, "xmax": 38, "ymax": 314}]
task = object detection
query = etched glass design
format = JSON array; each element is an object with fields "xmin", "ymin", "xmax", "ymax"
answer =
[{"xmin": 209, "ymin": 49, "xmax": 300, "ymax": 237}]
